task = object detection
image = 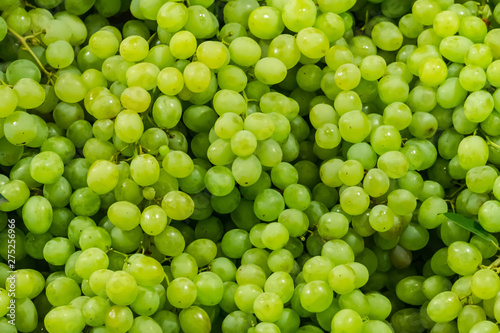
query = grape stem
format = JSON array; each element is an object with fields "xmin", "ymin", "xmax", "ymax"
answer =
[
  {"xmin": 107, "ymin": 248, "xmax": 129, "ymax": 259},
  {"xmin": 487, "ymin": 138, "xmax": 500, "ymax": 151},
  {"xmin": 24, "ymin": 1, "xmax": 36, "ymax": 9},
  {"xmin": 147, "ymin": 32, "xmax": 157, "ymax": 44},
  {"xmin": 445, "ymin": 199, "xmax": 455, "ymax": 213},
  {"xmin": 359, "ymin": 10, "xmax": 370, "ymax": 31},
  {"xmin": 488, "ymin": 256, "xmax": 500, "ymax": 269},
  {"xmin": 483, "ymin": 133, "xmax": 500, "ymax": 150},
  {"xmin": 7, "ymin": 26, "xmax": 52, "ymax": 78},
  {"xmin": 446, "ymin": 183, "xmax": 466, "ymax": 200}
]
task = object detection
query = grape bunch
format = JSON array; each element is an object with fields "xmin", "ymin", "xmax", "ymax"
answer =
[{"xmin": 1, "ymin": 0, "xmax": 500, "ymax": 332}]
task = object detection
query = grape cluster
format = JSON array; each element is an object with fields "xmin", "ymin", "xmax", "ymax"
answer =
[{"xmin": 1, "ymin": 0, "xmax": 500, "ymax": 332}]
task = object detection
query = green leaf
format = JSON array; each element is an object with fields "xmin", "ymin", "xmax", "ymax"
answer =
[
  {"xmin": 444, "ymin": 212, "xmax": 497, "ymax": 244},
  {"xmin": 0, "ymin": 193, "xmax": 8, "ymax": 205}
]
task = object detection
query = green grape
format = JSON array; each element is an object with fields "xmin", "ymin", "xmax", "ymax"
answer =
[
  {"xmin": 427, "ymin": 291, "xmax": 463, "ymax": 323},
  {"xmin": 220, "ymin": 310, "xmax": 255, "ymax": 332},
  {"xmin": 120, "ymin": 86, "xmax": 150, "ymax": 113},
  {"xmin": 196, "ymin": 41, "xmax": 228, "ymax": 70},
  {"xmin": 334, "ymin": 63, "xmax": 361, "ymax": 91},
  {"xmin": 469, "ymin": 321, "xmax": 500, "ymax": 333},
  {"xmin": 466, "ymin": 166, "xmax": 497, "ymax": 194},
  {"xmin": 120, "ymin": 35, "xmax": 149, "ymax": 62},
  {"xmin": 302, "ymin": 255, "xmax": 332, "ymax": 283},
  {"xmin": 129, "ymin": 153, "xmax": 160, "ymax": 186},
  {"xmin": 478, "ymin": 199, "xmax": 500, "ymax": 233},
  {"xmin": 218, "ymin": 65, "xmax": 247, "ymax": 92},
  {"xmin": 45, "ymin": 304, "xmax": 86, "ymax": 333},
  {"xmin": 221, "ymin": 229, "xmax": 252, "ymax": 259},
  {"xmin": 79, "ymin": 226, "xmax": 111, "ymax": 251},
  {"xmin": 267, "ymin": 248, "xmax": 294, "ymax": 273},
  {"xmin": 254, "ymin": 57, "xmax": 288, "ymax": 86},
  {"xmin": 398, "ymin": 14, "xmax": 424, "ymax": 39},
  {"xmin": 471, "ymin": 268, "xmax": 500, "ymax": 300},
  {"xmin": 69, "ymin": 187, "xmax": 101, "ymax": 217},
  {"xmin": 234, "ymin": 283, "xmax": 263, "ymax": 313},
  {"xmin": 360, "ymin": 55, "xmax": 387, "ymax": 81},
  {"xmin": 129, "ymin": 316, "xmax": 163, "ymax": 333},
  {"xmin": 372, "ymin": 22, "xmax": 403, "ymax": 51},
  {"xmin": 0, "ymin": 16, "xmax": 6, "ymax": 42},
  {"xmin": 13, "ymin": 78, "xmax": 46, "ymax": 109},
  {"xmin": 93, "ymin": 0, "xmax": 121, "ymax": 17},
  {"xmin": 283, "ymin": 183, "xmax": 311, "ymax": 211},
  {"xmin": 464, "ymin": 90, "xmax": 494, "ymax": 124},
  {"xmin": 281, "ymin": 0, "xmax": 316, "ymax": 32},
  {"xmin": 54, "ymin": 73, "xmax": 87, "ymax": 103},
  {"xmin": 260, "ymin": 222, "xmax": 289, "ymax": 250},
  {"xmin": 183, "ymin": 61, "xmax": 212, "ymax": 93},
  {"xmin": 43, "ymin": 237, "xmax": 74, "ymax": 266},
  {"xmin": 105, "ymin": 271, "xmax": 138, "ymax": 306},
  {"xmin": 270, "ymin": 162, "xmax": 298, "ymax": 190},
  {"xmin": 6, "ymin": 59, "xmax": 42, "ymax": 85},
  {"xmin": 377, "ymin": 75, "xmax": 409, "ymax": 104},
  {"xmin": 46, "ymin": 276, "xmax": 81, "ymax": 306},
  {"xmin": 0, "ymin": 85, "xmax": 17, "ymax": 118},
  {"xmin": 126, "ymin": 62, "xmax": 160, "ymax": 91},
  {"xmin": 178, "ymin": 306, "xmax": 211, "ymax": 333},
  {"xmin": 104, "ymin": 305, "xmax": 134, "ymax": 333},
  {"xmin": 368, "ymin": 205, "xmax": 395, "ymax": 232},
  {"xmin": 322, "ymin": 239, "xmax": 355, "ymax": 266},
  {"xmin": 331, "ymin": 308, "xmax": 363, "ymax": 333},
  {"xmin": 315, "ymin": 123, "xmax": 341, "ymax": 150},
  {"xmin": 52, "ymin": 102, "xmax": 84, "ymax": 130},
  {"xmin": 157, "ymin": 1, "xmax": 188, "ymax": 32},
  {"xmin": 165, "ymin": 277, "xmax": 197, "ymax": 310},
  {"xmin": 300, "ymin": 280, "xmax": 333, "ymax": 313},
  {"xmin": 316, "ymin": 211, "xmax": 348, "ymax": 240},
  {"xmin": 458, "ymin": 135, "xmax": 489, "ymax": 170},
  {"xmin": 329, "ymin": 264, "xmax": 357, "ymax": 295},
  {"xmin": 123, "ymin": 254, "xmax": 164, "ymax": 287},
  {"xmin": 140, "ymin": 205, "xmax": 168, "ymax": 236},
  {"xmin": 265, "ymin": 35, "xmax": 300, "ymax": 71},
  {"xmin": 87, "ymin": 160, "xmax": 119, "ymax": 195},
  {"xmin": 171, "ymin": 253, "xmax": 198, "ymax": 280},
  {"xmin": 22, "ymin": 195, "xmax": 52, "ymax": 234},
  {"xmin": 277, "ymin": 209, "xmax": 308, "ymax": 239},
  {"xmin": 184, "ymin": 238, "xmax": 216, "ymax": 267},
  {"xmin": 75, "ymin": 247, "xmax": 109, "ymax": 280},
  {"xmin": 157, "ymin": 67, "xmax": 184, "ymax": 96},
  {"xmin": 487, "ymin": 60, "xmax": 500, "ymax": 87},
  {"xmin": 339, "ymin": 186, "xmax": 370, "ymax": 216},
  {"xmin": 254, "ymin": 189, "xmax": 285, "ymax": 222},
  {"xmin": 447, "ymin": 241, "xmax": 482, "ymax": 276},
  {"xmin": 87, "ymin": 30, "xmax": 119, "ymax": 61},
  {"xmin": 152, "ymin": 95, "xmax": 183, "ymax": 129},
  {"xmin": 309, "ymin": 104, "xmax": 337, "ymax": 130},
  {"xmin": 365, "ymin": 292, "xmax": 392, "ymax": 321},
  {"xmin": 7, "ymin": 269, "xmax": 45, "ymax": 300},
  {"xmin": 334, "ymin": 91, "xmax": 362, "ymax": 115},
  {"xmin": 247, "ymin": 6, "xmax": 283, "ymax": 40},
  {"xmin": 338, "ymin": 110, "xmax": 371, "ymax": 143},
  {"xmin": 319, "ymin": 0, "xmax": 356, "ymax": 13},
  {"xmin": 87, "ymin": 269, "xmax": 112, "ymax": 297},
  {"xmin": 231, "ymin": 130, "xmax": 258, "ymax": 157},
  {"xmin": 151, "ymin": 310, "xmax": 180, "ymax": 333},
  {"xmin": 253, "ymin": 292, "xmax": 284, "ymax": 322},
  {"xmin": 154, "ymin": 225, "xmax": 185, "ymax": 257},
  {"xmin": 232, "ymin": 155, "xmax": 262, "ymax": 187}
]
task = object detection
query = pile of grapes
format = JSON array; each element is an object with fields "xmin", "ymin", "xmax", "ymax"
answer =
[{"xmin": 2, "ymin": 0, "xmax": 500, "ymax": 332}]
